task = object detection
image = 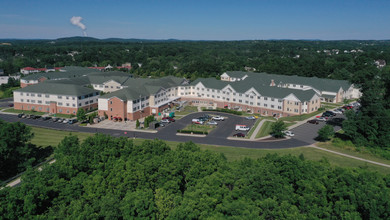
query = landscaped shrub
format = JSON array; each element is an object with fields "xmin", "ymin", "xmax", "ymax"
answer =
[
  {"xmin": 177, "ymin": 130, "xmax": 208, "ymax": 135},
  {"xmin": 202, "ymin": 108, "xmax": 243, "ymax": 115}
]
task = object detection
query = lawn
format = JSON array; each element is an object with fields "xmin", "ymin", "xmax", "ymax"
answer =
[
  {"xmin": 182, "ymin": 123, "xmax": 217, "ymax": 133},
  {"xmin": 30, "ymin": 127, "xmax": 94, "ymax": 147},
  {"xmin": 176, "ymin": 105, "xmax": 198, "ymax": 116},
  {"xmin": 29, "ymin": 126, "xmax": 390, "ymax": 175},
  {"xmin": 255, "ymin": 120, "xmax": 275, "ymax": 138},
  {"xmin": 279, "ymin": 110, "xmax": 324, "ymax": 122},
  {"xmin": 4, "ymin": 108, "xmax": 45, "ymax": 115},
  {"xmin": 52, "ymin": 113, "xmax": 76, "ymax": 119},
  {"xmin": 245, "ymin": 118, "xmax": 262, "ymax": 139}
]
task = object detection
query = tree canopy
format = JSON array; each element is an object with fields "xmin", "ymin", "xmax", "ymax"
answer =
[{"xmin": 1, "ymin": 134, "xmax": 389, "ymax": 219}]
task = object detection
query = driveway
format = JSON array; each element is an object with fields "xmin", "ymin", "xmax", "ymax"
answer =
[{"xmin": 0, "ymin": 112, "xmax": 312, "ymax": 149}]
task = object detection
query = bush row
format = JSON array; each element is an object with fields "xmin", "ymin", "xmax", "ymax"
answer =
[
  {"xmin": 177, "ymin": 130, "xmax": 208, "ymax": 135},
  {"xmin": 202, "ymin": 107, "xmax": 243, "ymax": 115}
]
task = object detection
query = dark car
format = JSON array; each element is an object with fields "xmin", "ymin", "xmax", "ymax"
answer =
[
  {"xmin": 52, "ymin": 117, "xmax": 59, "ymax": 122},
  {"xmin": 68, "ymin": 119, "xmax": 78, "ymax": 124},
  {"xmin": 233, "ymin": 133, "xmax": 246, "ymax": 137},
  {"xmin": 307, "ymin": 119, "xmax": 319, "ymax": 124},
  {"xmin": 324, "ymin": 111, "xmax": 336, "ymax": 116},
  {"xmin": 8, "ymin": 103, "xmax": 14, "ymax": 107},
  {"xmin": 18, "ymin": 113, "xmax": 24, "ymax": 118},
  {"xmin": 42, "ymin": 116, "xmax": 52, "ymax": 121}
]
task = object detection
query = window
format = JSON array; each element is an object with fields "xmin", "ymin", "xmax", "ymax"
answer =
[
  {"xmin": 21, "ymin": 99, "xmax": 24, "ymax": 102},
  {"xmin": 59, "ymin": 109, "xmax": 62, "ymax": 113},
  {"xmin": 66, "ymin": 96, "xmax": 69, "ymax": 100},
  {"xmin": 21, "ymin": 93, "xmax": 23, "ymax": 96},
  {"xmin": 58, "ymin": 96, "xmax": 62, "ymax": 99},
  {"xmin": 45, "ymin": 101, "xmax": 50, "ymax": 104},
  {"xmin": 110, "ymin": 101, "xmax": 112, "ymax": 104},
  {"xmin": 72, "ymin": 97, "xmax": 75, "ymax": 100},
  {"xmin": 85, "ymin": 102, "xmax": 88, "ymax": 105},
  {"xmin": 38, "ymin": 94, "xmax": 42, "ymax": 97},
  {"xmin": 271, "ymin": 98, "xmax": 274, "ymax": 101},
  {"xmin": 300, "ymin": 85, "xmax": 303, "ymax": 88},
  {"xmin": 257, "ymin": 103, "xmax": 261, "ymax": 106},
  {"xmin": 110, "ymin": 86, "xmax": 113, "ymax": 89},
  {"xmin": 264, "ymin": 97, "xmax": 268, "ymax": 101},
  {"xmin": 66, "ymin": 103, "xmax": 69, "ymax": 106},
  {"xmin": 31, "ymin": 100, "xmax": 35, "ymax": 103},
  {"xmin": 26, "ymin": 93, "xmax": 29, "ymax": 96},
  {"xmin": 26, "ymin": 99, "xmax": 30, "ymax": 102},
  {"xmin": 294, "ymin": 109, "xmax": 298, "ymax": 112},
  {"xmin": 31, "ymin": 94, "xmax": 35, "ymax": 97},
  {"xmin": 45, "ymin": 94, "xmax": 49, "ymax": 98},
  {"xmin": 79, "ymin": 103, "xmax": 81, "ymax": 106},
  {"xmin": 271, "ymin": 105, "xmax": 274, "ymax": 108},
  {"xmin": 239, "ymin": 100, "xmax": 242, "ymax": 103},
  {"xmin": 264, "ymin": 104, "xmax": 268, "ymax": 107},
  {"xmin": 110, "ymin": 108, "xmax": 112, "ymax": 111},
  {"xmin": 72, "ymin": 104, "xmax": 75, "ymax": 107},
  {"xmin": 38, "ymin": 100, "xmax": 42, "ymax": 104},
  {"xmin": 278, "ymin": 106, "xmax": 282, "ymax": 109},
  {"xmin": 58, "ymin": 102, "xmax": 63, "ymax": 106}
]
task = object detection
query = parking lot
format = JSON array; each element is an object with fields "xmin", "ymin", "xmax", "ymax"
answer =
[{"xmin": 157, "ymin": 112, "xmax": 257, "ymax": 139}]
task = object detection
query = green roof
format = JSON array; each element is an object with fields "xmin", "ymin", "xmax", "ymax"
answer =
[
  {"xmin": 225, "ymin": 71, "xmax": 351, "ymax": 92},
  {"xmin": 101, "ymin": 76, "xmax": 186, "ymax": 100},
  {"xmin": 190, "ymin": 77, "xmax": 318, "ymax": 101},
  {"xmin": 16, "ymin": 82, "xmax": 98, "ymax": 96}
]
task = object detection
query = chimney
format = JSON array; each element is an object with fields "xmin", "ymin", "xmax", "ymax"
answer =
[{"xmin": 270, "ymin": 79, "xmax": 275, "ymax": 86}]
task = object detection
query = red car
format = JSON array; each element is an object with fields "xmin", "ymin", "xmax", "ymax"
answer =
[
  {"xmin": 233, "ymin": 133, "xmax": 245, "ymax": 137},
  {"xmin": 342, "ymin": 105, "xmax": 353, "ymax": 110},
  {"xmin": 162, "ymin": 117, "xmax": 175, "ymax": 122}
]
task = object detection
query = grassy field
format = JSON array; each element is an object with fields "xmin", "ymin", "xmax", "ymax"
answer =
[
  {"xmin": 176, "ymin": 106, "xmax": 198, "ymax": 116},
  {"xmin": 4, "ymin": 108, "xmax": 46, "ymax": 115},
  {"xmin": 182, "ymin": 123, "xmax": 216, "ymax": 133},
  {"xmin": 279, "ymin": 110, "xmax": 323, "ymax": 122},
  {"xmin": 255, "ymin": 120, "xmax": 275, "ymax": 138},
  {"xmin": 29, "ymin": 126, "xmax": 390, "ymax": 175}
]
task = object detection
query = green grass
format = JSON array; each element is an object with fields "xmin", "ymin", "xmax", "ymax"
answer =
[
  {"xmin": 183, "ymin": 123, "xmax": 216, "ymax": 133},
  {"xmin": 279, "ymin": 110, "xmax": 324, "ymax": 122},
  {"xmin": 30, "ymin": 127, "xmax": 94, "ymax": 147},
  {"xmin": 29, "ymin": 126, "xmax": 390, "ymax": 174},
  {"xmin": 245, "ymin": 118, "xmax": 262, "ymax": 139},
  {"xmin": 176, "ymin": 106, "xmax": 198, "ymax": 116},
  {"xmin": 4, "ymin": 108, "xmax": 45, "ymax": 115},
  {"xmin": 255, "ymin": 121, "xmax": 275, "ymax": 138}
]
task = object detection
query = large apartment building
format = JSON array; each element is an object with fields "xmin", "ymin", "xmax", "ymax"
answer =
[{"xmin": 14, "ymin": 67, "xmax": 361, "ymax": 120}]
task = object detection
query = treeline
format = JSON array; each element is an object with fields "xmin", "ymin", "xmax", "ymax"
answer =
[
  {"xmin": 0, "ymin": 120, "xmax": 52, "ymax": 181},
  {"xmin": 1, "ymin": 39, "xmax": 390, "ymax": 81},
  {"xmin": 1, "ymin": 134, "xmax": 389, "ymax": 219}
]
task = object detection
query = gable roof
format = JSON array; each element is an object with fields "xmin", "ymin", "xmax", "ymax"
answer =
[{"xmin": 15, "ymin": 82, "xmax": 98, "ymax": 96}]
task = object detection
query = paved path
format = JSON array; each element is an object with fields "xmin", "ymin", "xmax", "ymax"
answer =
[
  {"xmin": 310, "ymin": 145, "xmax": 390, "ymax": 168},
  {"xmin": 249, "ymin": 119, "xmax": 273, "ymax": 140}
]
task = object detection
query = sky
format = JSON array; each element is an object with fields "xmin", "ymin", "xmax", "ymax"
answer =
[{"xmin": 1, "ymin": 0, "xmax": 389, "ymax": 40}]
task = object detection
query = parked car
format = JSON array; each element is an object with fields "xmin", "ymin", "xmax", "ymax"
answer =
[
  {"xmin": 52, "ymin": 117, "xmax": 59, "ymax": 122},
  {"xmin": 161, "ymin": 119, "xmax": 170, "ymax": 123},
  {"xmin": 316, "ymin": 117, "xmax": 327, "ymax": 122},
  {"xmin": 202, "ymin": 114, "xmax": 211, "ymax": 119},
  {"xmin": 192, "ymin": 119, "xmax": 204, "ymax": 124},
  {"xmin": 235, "ymin": 124, "xmax": 250, "ymax": 131},
  {"xmin": 245, "ymin": 116, "xmax": 256, "ymax": 120},
  {"xmin": 284, "ymin": 130, "xmax": 295, "ymax": 137},
  {"xmin": 62, "ymin": 119, "xmax": 69, "ymax": 124},
  {"xmin": 41, "ymin": 116, "xmax": 52, "ymax": 121},
  {"xmin": 307, "ymin": 119, "xmax": 319, "ymax": 124},
  {"xmin": 31, "ymin": 115, "xmax": 41, "ymax": 119},
  {"xmin": 162, "ymin": 117, "xmax": 175, "ymax": 122},
  {"xmin": 233, "ymin": 133, "xmax": 245, "ymax": 137},
  {"xmin": 18, "ymin": 113, "xmax": 24, "ymax": 118},
  {"xmin": 57, "ymin": 118, "xmax": 64, "ymax": 123},
  {"xmin": 8, "ymin": 103, "xmax": 14, "ymax": 107},
  {"xmin": 331, "ymin": 110, "xmax": 342, "ymax": 114},
  {"xmin": 207, "ymin": 120, "xmax": 218, "ymax": 125},
  {"xmin": 21, "ymin": 114, "xmax": 28, "ymax": 118},
  {"xmin": 68, "ymin": 119, "xmax": 78, "ymax": 124},
  {"xmin": 212, "ymin": 115, "xmax": 225, "ymax": 121},
  {"xmin": 337, "ymin": 108, "xmax": 345, "ymax": 113}
]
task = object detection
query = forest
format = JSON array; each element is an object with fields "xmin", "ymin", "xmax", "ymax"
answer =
[
  {"xmin": 1, "ymin": 38, "xmax": 390, "ymax": 81},
  {"xmin": 1, "ymin": 134, "xmax": 389, "ymax": 219}
]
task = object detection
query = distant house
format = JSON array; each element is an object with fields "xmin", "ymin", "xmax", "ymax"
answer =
[
  {"xmin": 21, "ymin": 67, "xmax": 40, "ymax": 75},
  {"xmin": 375, "ymin": 60, "xmax": 386, "ymax": 68}
]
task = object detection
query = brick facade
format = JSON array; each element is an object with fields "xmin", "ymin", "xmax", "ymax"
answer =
[{"xmin": 14, "ymin": 102, "xmax": 97, "ymax": 115}]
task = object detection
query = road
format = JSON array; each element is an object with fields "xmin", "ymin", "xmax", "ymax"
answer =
[{"xmin": 0, "ymin": 112, "xmax": 320, "ymax": 149}]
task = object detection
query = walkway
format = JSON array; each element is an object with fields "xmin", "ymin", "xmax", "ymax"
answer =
[
  {"xmin": 249, "ymin": 119, "xmax": 273, "ymax": 140},
  {"xmin": 310, "ymin": 145, "xmax": 390, "ymax": 168}
]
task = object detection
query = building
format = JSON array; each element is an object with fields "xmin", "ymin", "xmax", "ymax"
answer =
[
  {"xmin": 14, "ymin": 67, "xmax": 361, "ymax": 119},
  {"xmin": 13, "ymin": 82, "xmax": 99, "ymax": 115},
  {"xmin": 98, "ymin": 76, "xmax": 187, "ymax": 120}
]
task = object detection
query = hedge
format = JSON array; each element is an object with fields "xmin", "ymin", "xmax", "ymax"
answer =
[
  {"xmin": 177, "ymin": 130, "xmax": 208, "ymax": 135},
  {"xmin": 202, "ymin": 107, "xmax": 243, "ymax": 115}
]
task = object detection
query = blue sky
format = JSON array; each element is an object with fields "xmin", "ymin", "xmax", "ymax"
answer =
[{"xmin": 1, "ymin": 0, "xmax": 389, "ymax": 40}]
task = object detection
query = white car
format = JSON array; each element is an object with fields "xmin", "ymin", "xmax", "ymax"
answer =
[
  {"xmin": 161, "ymin": 119, "xmax": 170, "ymax": 123},
  {"xmin": 62, "ymin": 119, "xmax": 69, "ymax": 124},
  {"xmin": 316, "ymin": 117, "xmax": 327, "ymax": 122},
  {"xmin": 207, "ymin": 120, "xmax": 218, "ymax": 125},
  {"xmin": 284, "ymin": 130, "xmax": 295, "ymax": 137},
  {"xmin": 212, "ymin": 116, "xmax": 225, "ymax": 121},
  {"xmin": 245, "ymin": 116, "xmax": 256, "ymax": 120},
  {"xmin": 332, "ymin": 110, "xmax": 342, "ymax": 114}
]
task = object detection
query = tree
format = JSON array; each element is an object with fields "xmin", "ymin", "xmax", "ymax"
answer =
[
  {"xmin": 271, "ymin": 120, "xmax": 287, "ymax": 138},
  {"xmin": 136, "ymin": 119, "xmax": 140, "ymax": 128},
  {"xmin": 316, "ymin": 125, "xmax": 334, "ymax": 141},
  {"xmin": 76, "ymin": 108, "xmax": 87, "ymax": 122}
]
